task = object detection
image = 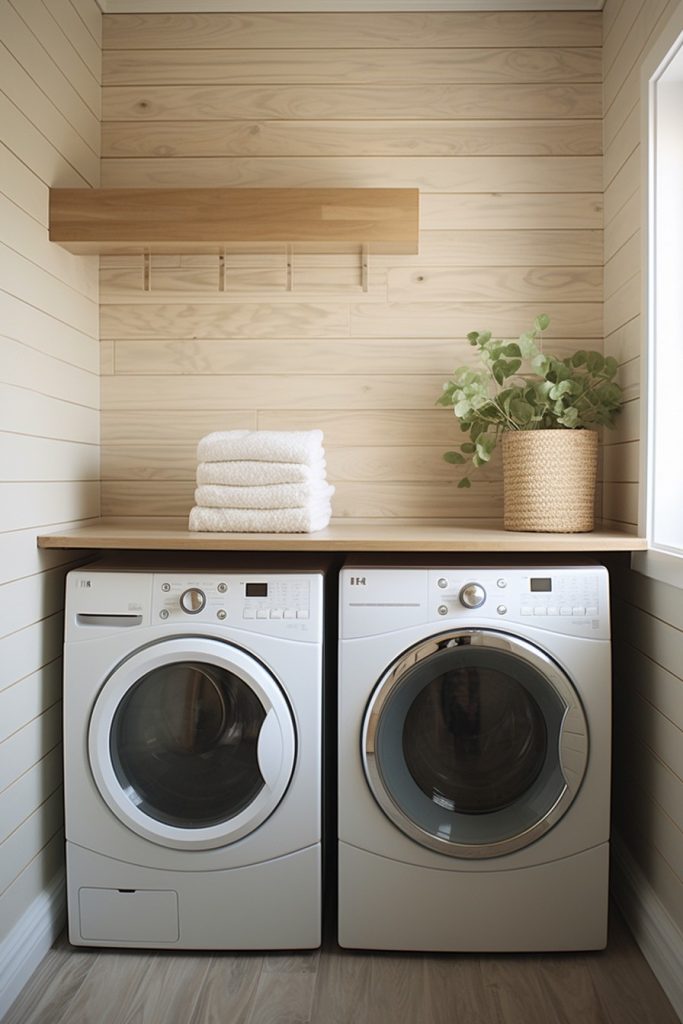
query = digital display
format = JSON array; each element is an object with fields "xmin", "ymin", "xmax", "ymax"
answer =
[
  {"xmin": 245, "ymin": 582, "xmax": 268, "ymax": 597},
  {"xmin": 530, "ymin": 578, "xmax": 552, "ymax": 592}
]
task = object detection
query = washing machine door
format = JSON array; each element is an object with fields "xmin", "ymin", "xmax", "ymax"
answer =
[
  {"xmin": 362, "ymin": 629, "xmax": 588, "ymax": 859},
  {"xmin": 88, "ymin": 636, "xmax": 296, "ymax": 850}
]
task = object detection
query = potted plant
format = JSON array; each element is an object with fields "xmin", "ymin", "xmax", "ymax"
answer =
[{"xmin": 437, "ymin": 314, "xmax": 623, "ymax": 532}]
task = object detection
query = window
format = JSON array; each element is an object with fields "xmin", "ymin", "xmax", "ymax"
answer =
[{"xmin": 633, "ymin": 9, "xmax": 683, "ymax": 588}]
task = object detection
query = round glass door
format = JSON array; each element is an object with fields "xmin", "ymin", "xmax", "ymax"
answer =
[
  {"xmin": 89, "ymin": 637, "xmax": 296, "ymax": 850},
  {"xmin": 363, "ymin": 629, "xmax": 588, "ymax": 859}
]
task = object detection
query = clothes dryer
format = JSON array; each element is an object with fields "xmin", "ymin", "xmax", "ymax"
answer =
[
  {"xmin": 338, "ymin": 563, "xmax": 611, "ymax": 951},
  {"xmin": 64, "ymin": 564, "xmax": 323, "ymax": 949}
]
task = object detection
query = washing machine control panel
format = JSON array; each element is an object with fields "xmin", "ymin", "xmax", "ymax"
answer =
[
  {"xmin": 340, "ymin": 566, "xmax": 609, "ymax": 639},
  {"xmin": 152, "ymin": 573, "xmax": 321, "ymax": 637},
  {"xmin": 428, "ymin": 568, "xmax": 607, "ymax": 636}
]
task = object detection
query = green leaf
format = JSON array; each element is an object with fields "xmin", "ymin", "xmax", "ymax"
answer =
[
  {"xmin": 571, "ymin": 350, "xmax": 587, "ymax": 367},
  {"xmin": 457, "ymin": 477, "xmax": 472, "ymax": 488},
  {"xmin": 549, "ymin": 380, "xmax": 573, "ymax": 400},
  {"xmin": 534, "ymin": 313, "xmax": 550, "ymax": 332},
  {"xmin": 509, "ymin": 398, "xmax": 534, "ymax": 424},
  {"xmin": 467, "ymin": 331, "xmax": 479, "ymax": 344},
  {"xmin": 531, "ymin": 353, "xmax": 550, "ymax": 375},
  {"xmin": 503, "ymin": 343, "xmax": 522, "ymax": 358},
  {"xmin": 443, "ymin": 450, "xmax": 466, "ymax": 464},
  {"xmin": 460, "ymin": 442, "xmax": 476, "ymax": 453},
  {"xmin": 453, "ymin": 399, "xmax": 472, "ymax": 418},
  {"xmin": 586, "ymin": 351, "xmax": 605, "ymax": 372}
]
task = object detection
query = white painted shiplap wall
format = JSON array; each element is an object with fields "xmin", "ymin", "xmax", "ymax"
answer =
[
  {"xmin": 602, "ymin": 0, "xmax": 683, "ymax": 1016},
  {"xmin": 0, "ymin": 0, "xmax": 101, "ymax": 1014}
]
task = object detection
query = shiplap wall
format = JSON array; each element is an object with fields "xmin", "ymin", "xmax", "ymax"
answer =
[
  {"xmin": 601, "ymin": 0, "xmax": 683, "ymax": 985},
  {"xmin": 99, "ymin": 9, "xmax": 603, "ymax": 522},
  {"xmin": 0, "ymin": 0, "xmax": 100, "ymax": 1001}
]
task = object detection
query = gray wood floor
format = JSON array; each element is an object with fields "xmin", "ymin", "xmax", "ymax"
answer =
[{"xmin": 5, "ymin": 907, "xmax": 678, "ymax": 1024}]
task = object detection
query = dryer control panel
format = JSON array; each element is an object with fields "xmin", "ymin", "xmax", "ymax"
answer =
[{"xmin": 340, "ymin": 565, "xmax": 609, "ymax": 640}]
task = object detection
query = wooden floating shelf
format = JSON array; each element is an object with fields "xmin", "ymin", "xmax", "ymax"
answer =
[
  {"xmin": 49, "ymin": 187, "xmax": 420, "ymax": 255},
  {"xmin": 36, "ymin": 518, "xmax": 647, "ymax": 554}
]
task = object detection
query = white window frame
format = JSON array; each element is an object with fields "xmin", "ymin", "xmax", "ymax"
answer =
[{"xmin": 632, "ymin": 4, "xmax": 683, "ymax": 590}]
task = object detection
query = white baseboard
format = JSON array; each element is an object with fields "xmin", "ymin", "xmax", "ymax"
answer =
[
  {"xmin": 0, "ymin": 870, "xmax": 65, "ymax": 1021},
  {"xmin": 611, "ymin": 834, "xmax": 683, "ymax": 1022}
]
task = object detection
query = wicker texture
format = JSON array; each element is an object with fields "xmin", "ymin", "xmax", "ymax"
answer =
[{"xmin": 502, "ymin": 429, "xmax": 599, "ymax": 533}]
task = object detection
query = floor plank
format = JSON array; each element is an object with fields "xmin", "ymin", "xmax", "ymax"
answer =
[{"xmin": 4, "ymin": 907, "xmax": 678, "ymax": 1024}]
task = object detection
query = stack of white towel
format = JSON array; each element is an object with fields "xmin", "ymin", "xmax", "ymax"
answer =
[{"xmin": 188, "ymin": 429, "xmax": 335, "ymax": 533}]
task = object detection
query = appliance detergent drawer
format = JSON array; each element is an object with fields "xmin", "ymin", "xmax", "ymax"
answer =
[{"xmin": 79, "ymin": 887, "xmax": 179, "ymax": 942}]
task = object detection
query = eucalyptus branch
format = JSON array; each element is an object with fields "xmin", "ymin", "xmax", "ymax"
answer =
[{"xmin": 438, "ymin": 315, "xmax": 623, "ymax": 486}]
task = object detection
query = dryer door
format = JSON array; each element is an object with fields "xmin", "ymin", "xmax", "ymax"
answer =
[
  {"xmin": 362, "ymin": 629, "xmax": 588, "ymax": 859},
  {"xmin": 89, "ymin": 636, "xmax": 296, "ymax": 850}
]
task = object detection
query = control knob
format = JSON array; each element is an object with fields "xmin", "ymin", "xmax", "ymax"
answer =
[
  {"xmin": 459, "ymin": 582, "xmax": 486, "ymax": 609},
  {"xmin": 180, "ymin": 587, "xmax": 206, "ymax": 614}
]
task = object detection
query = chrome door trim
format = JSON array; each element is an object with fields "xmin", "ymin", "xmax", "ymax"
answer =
[
  {"xmin": 89, "ymin": 635, "xmax": 296, "ymax": 851},
  {"xmin": 362, "ymin": 629, "xmax": 588, "ymax": 859}
]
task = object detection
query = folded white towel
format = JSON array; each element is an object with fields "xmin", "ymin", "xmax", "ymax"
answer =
[
  {"xmin": 189, "ymin": 504, "xmax": 332, "ymax": 534},
  {"xmin": 196, "ymin": 458, "xmax": 327, "ymax": 487},
  {"xmin": 197, "ymin": 429, "xmax": 324, "ymax": 465},
  {"xmin": 194, "ymin": 482, "xmax": 335, "ymax": 510}
]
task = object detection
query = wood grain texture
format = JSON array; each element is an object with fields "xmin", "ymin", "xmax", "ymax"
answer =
[
  {"xmin": 9, "ymin": 908, "xmax": 677, "ymax": 1024},
  {"xmin": 102, "ymin": 120, "xmax": 602, "ymax": 160},
  {"xmin": 102, "ymin": 84, "xmax": 601, "ymax": 123},
  {"xmin": 102, "ymin": 12, "xmax": 602, "ymax": 50},
  {"xmin": 102, "ymin": 47, "xmax": 601, "ymax": 86},
  {"xmin": 98, "ymin": 8, "xmax": 603, "ymax": 524},
  {"xmin": 35, "ymin": 518, "xmax": 647, "ymax": 554},
  {"xmin": 50, "ymin": 187, "xmax": 419, "ymax": 254}
]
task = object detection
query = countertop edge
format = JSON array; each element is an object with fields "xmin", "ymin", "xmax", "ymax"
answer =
[{"xmin": 36, "ymin": 518, "xmax": 648, "ymax": 553}]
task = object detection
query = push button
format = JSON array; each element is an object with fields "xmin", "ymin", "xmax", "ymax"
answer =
[
  {"xmin": 243, "ymin": 608, "xmax": 256, "ymax": 619},
  {"xmin": 573, "ymin": 606, "xmax": 585, "ymax": 616},
  {"xmin": 534, "ymin": 606, "xmax": 547, "ymax": 616},
  {"xmin": 284, "ymin": 609, "xmax": 297, "ymax": 619},
  {"xmin": 270, "ymin": 609, "xmax": 283, "ymax": 619},
  {"xmin": 296, "ymin": 609, "xmax": 309, "ymax": 619},
  {"xmin": 256, "ymin": 609, "xmax": 268, "ymax": 619}
]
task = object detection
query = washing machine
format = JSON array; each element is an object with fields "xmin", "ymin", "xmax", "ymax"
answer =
[
  {"xmin": 338, "ymin": 562, "xmax": 611, "ymax": 952},
  {"xmin": 63, "ymin": 563, "xmax": 323, "ymax": 949}
]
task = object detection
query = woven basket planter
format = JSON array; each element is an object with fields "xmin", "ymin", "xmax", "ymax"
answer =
[{"xmin": 501, "ymin": 429, "xmax": 599, "ymax": 533}]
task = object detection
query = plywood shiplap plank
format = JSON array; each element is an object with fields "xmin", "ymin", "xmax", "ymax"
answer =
[
  {"xmin": 109, "ymin": 335, "xmax": 593, "ymax": 377},
  {"xmin": 101, "ymin": 373, "xmax": 447, "ymax": 412},
  {"xmin": 101, "ymin": 479, "xmax": 503, "ymax": 520},
  {"xmin": 102, "ymin": 84, "xmax": 601, "ymax": 123},
  {"xmin": 102, "ymin": 12, "xmax": 601, "ymax": 50},
  {"xmin": 101, "ymin": 443, "xmax": 491, "ymax": 485},
  {"xmin": 101, "ymin": 302, "xmax": 350, "ymax": 339},
  {"xmin": 101, "ymin": 408, "xmax": 449, "ymax": 447},
  {"xmin": 350, "ymin": 302, "xmax": 602, "ymax": 339},
  {"xmin": 421, "ymin": 193, "xmax": 603, "ymax": 230},
  {"xmin": 100, "ymin": 155, "xmax": 603, "ymax": 194},
  {"xmin": 102, "ymin": 119, "xmax": 603, "ymax": 160},
  {"xmin": 102, "ymin": 47, "xmax": 602, "ymax": 87},
  {"xmin": 387, "ymin": 266, "xmax": 602, "ymax": 303}
]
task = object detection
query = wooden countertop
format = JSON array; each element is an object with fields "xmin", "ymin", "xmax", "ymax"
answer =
[{"xmin": 36, "ymin": 518, "xmax": 647, "ymax": 552}]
